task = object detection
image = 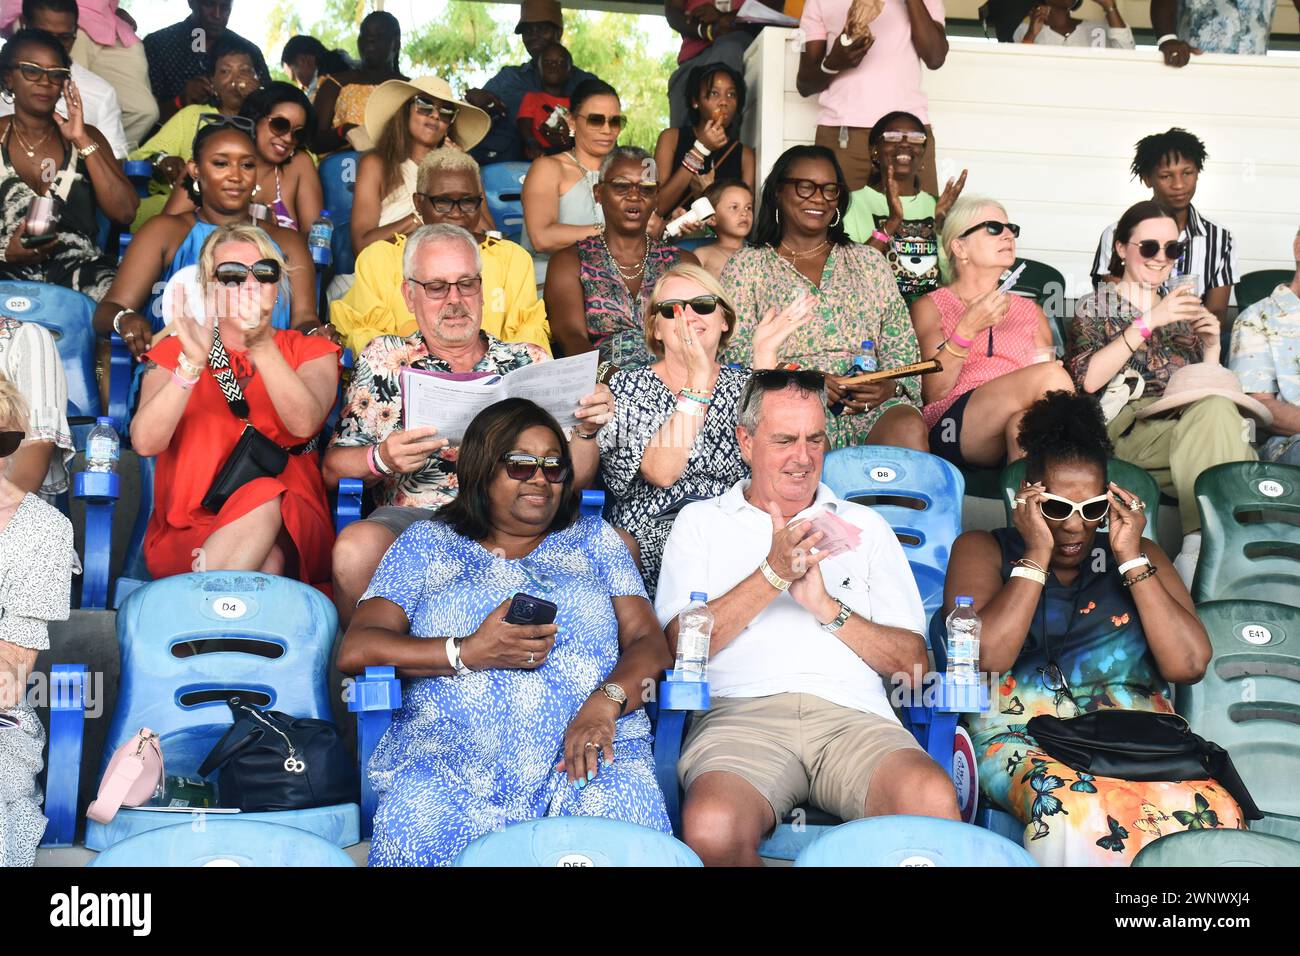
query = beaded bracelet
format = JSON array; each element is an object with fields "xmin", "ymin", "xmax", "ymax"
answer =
[
  {"xmin": 1121, "ymin": 566, "xmax": 1159, "ymax": 588},
  {"xmin": 682, "ymin": 150, "xmax": 706, "ymax": 175},
  {"xmin": 679, "ymin": 391, "xmax": 713, "ymax": 405}
]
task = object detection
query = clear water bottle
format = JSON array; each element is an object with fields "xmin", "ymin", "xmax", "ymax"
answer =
[
  {"xmin": 674, "ymin": 592, "xmax": 713, "ymax": 682},
  {"xmin": 86, "ymin": 417, "xmax": 119, "ymax": 474},
  {"xmin": 945, "ymin": 596, "xmax": 981, "ymax": 685},
  {"xmin": 308, "ymin": 210, "xmax": 333, "ymax": 268},
  {"xmin": 830, "ymin": 340, "xmax": 879, "ymax": 415}
]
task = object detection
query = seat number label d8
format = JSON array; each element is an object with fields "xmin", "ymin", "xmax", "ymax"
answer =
[{"xmin": 870, "ymin": 466, "xmax": 897, "ymax": 483}]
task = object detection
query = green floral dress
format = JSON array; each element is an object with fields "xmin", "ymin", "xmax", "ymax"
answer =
[{"xmin": 720, "ymin": 243, "xmax": 920, "ymax": 448}]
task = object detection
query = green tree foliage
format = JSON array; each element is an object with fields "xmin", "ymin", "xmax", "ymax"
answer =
[{"xmin": 405, "ymin": 2, "xmax": 514, "ymax": 79}]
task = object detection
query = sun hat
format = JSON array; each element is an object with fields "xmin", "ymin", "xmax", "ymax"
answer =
[
  {"xmin": 516, "ymin": 0, "xmax": 564, "ymax": 32},
  {"xmin": 360, "ymin": 77, "xmax": 490, "ymax": 153},
  {"xmin": 1136, "ymin": 362, "xmax": 1273, "ymax": 426}
]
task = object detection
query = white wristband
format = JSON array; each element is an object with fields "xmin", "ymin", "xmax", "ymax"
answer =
[
  {"xmin": 1117, "ymin": 555, "xmax": 1152, "ymax": 576},
  {"xmin": 819, "ymin": 57, "xmax": 840, "ymax": 75},
  {"xmin": 446, "ymin": 637, "xmax": 471, "ymax": 676},
  {"xmin": 1155, "ymin": 33, "xmax": 1180, "ymax": 48},
  {"xmin": 1010, "ymin": 566, "xmax": 1047, "ymax": 586},
  {"xmin": 692, "ymin": 139, "xmax": 712, "ymax": 157}
]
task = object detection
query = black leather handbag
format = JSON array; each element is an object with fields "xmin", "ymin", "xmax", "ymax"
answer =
[
  {"xmin": 200, "ymin": 331, "xmax": 315, "ymax": 513},
  {"xmin": 197, "ymin": 698, "xmax": 357, "ymax": 812},
  {"xmin": 1026, "ymin": 710, "xmax": 1262, "ymax": 819}
]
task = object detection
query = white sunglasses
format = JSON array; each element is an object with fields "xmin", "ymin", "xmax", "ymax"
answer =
[{"xmin": 1037, "ymin": 492, "xmax": 1111, "ymax": 523}]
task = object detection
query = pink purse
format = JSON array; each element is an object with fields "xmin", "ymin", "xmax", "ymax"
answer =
[{"xmin": 86, "ymin": 728, "xmax": 164, "ymax": 824}]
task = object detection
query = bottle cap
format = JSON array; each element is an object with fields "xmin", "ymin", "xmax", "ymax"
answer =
[
  {"xmin": 96, "ymin": 416, "xmax": 112, "ymax": 425},
  {"xmin": 955, "ymin": 595, "xmax": 974, "ymax": 607},
  {"xmin": 320, "ymin": 209, "xmax": 331, "ymax": 220},
  {"xmin": 861, "ymin": 340, "xmax": 874, "ymax": 349},
  {"xmin": 690, "ymin": 591, "xmax": 708, "ymax": 602}
]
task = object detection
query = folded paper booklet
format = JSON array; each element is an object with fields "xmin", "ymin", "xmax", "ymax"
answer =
[
  {"xmin": 735, "ymin": 0, "xmax": 798, "ymax": 26},
  {"xmin": 840, "ymin": 358, "xmax": 942, "ymax": 387},
  {"xmin": 807, "ymin": 509, "xmax": 862, "ymax": 557},
  {"xmin": 400, "ymin": 352, "xmax": 599, "ymax": 444}
]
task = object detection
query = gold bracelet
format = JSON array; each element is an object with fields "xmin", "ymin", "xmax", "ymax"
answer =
[
  {"xmin": 941, "ymin": 340, "xmax": 969, "ymax": 359},
  {"xmin": 176, "ymin": 353, "xmax": 203, "ymax": 378},
  {"xmin": 1016, "ymin": 557, "xmax": 1048, "ymax": 575},
  {"xmin": 759, "ymin": 559, "xmax": 791, "ymax": 592}
]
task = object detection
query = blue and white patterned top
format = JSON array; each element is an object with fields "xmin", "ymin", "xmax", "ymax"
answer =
[
  {"xmin": 1230, "ymin": 282, "xmax": 1300, "ymax": 462},
  {"xmin": 360, "ymin": 514, "xmax": 671, "ymax": 866},
  {"xmin": 1177, "ymin": 0, "xmax": 1278, "ymax": 55}
]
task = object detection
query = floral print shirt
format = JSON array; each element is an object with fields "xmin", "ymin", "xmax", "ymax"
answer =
[
  {"xmin": 330, "ymin": 330, "xmax": 549, "ymax": 509},
  {"xmin": 720, "ymin": 242, "xmax": 920, "ymax": 448},
  {"xmin": 1068, "ymin": 289, "xmax": 1205, "ymax": 399},
  {"xmin": 578, "ymin": 236, "xmax": 683, "ymax": 369},
  {"xmin": 1177, "ymin": 0, "xmax": 1277, "ymax": 55}
]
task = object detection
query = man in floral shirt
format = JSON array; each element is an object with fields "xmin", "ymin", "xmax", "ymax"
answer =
[{"xmin": 324, "ymin": 223, "xmax": 612, "ymax": 624}]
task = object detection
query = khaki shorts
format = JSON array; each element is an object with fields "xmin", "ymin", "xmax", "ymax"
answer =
[{"xmin": 677, "ymin": 692, "xmax": 923, "ymax": 824}]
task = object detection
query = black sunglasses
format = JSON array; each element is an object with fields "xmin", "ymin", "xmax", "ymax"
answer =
[
  {"xmin": 779, "ymin": 178, "xmax": 842, "ymax": 202},
  {"xmin": 0, "ymin": 430, "xmax": 23, "ymax": 457},
  {"xmin": 214, "ymin": 258, "xmax": 282, "ymax": 285},
  {"xmin": 1130, "ymin": 239, "xmax": 1187, "ymax": 260},
  {"xmin": 654, "ymin": 295, "xmax": 720, "ymax": 320},
  {"xmin": 500, "ymin": 453, "xmax": 570, "ymax": 483},
  {"xmin": 413, "ymin": 95, "xmax": 458, "ymax": 123},
  {"xmin": 415, "ymin": 193, "xmax": 484, "ymax": 216},
  {"xmin": 266, "ymin": 115, "xmax": 309, "ymax": 146},
  {"xmin": 15, "ymin": 61, "xmax": 71, "ymax": 85},
  {"xmin": 199, "ymin": 112, "xmax": 256, "ymax": 136},
  {"xmin": 750, "ymin": 368, "xmax": 826, "ymax": 392},
  {"xmin": 959, "ymin": 220, "xmax": 1021, "ymax": 239}
]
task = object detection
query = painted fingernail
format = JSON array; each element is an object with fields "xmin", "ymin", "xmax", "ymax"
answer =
[{"xmin": 576, "ymin": 777, "xmax": 586, "ymax": 790}]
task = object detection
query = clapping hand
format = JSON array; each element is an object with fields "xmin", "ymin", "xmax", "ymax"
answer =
[
  {"xmin": 763, "ymin": 502, "xmax": 832, "ymax": 584},
  {"xmin": 934, "ymin": 169, "xmax": 968, "ymax": 226},
  {"xmin": 752, "ymin": 293, "xmax": 815, "ymax": 369},
  {"xmin": 171, "ymin": 283, "xmax": 214, "ymax": 370}
]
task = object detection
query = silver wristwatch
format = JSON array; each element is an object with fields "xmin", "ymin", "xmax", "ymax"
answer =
[
  {"xmin": 820, "ymin": 599, "xmax": 853, "ymax": 633},
  {"xmin": 446, "ymin": 637, "xmax": 472, "ymax": 676},
  {"xmin": 600, "ymin": 682, "xmax": 628, "ymax": 715}
]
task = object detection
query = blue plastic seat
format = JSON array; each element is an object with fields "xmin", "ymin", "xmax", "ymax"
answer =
[
  {"xmin": 319, "ymin": 151, "xmax": 359, "ymax": 275},
  {"xmin": 821, "ymin": 446, "xmax": 965, "ymax": 628},
  {"xmin": 80, "ymin": 572, "xmax": 359, "ymax": 850},
  {"xmin": 40, "ymin": 664, "xmax": 88, "ymax": 848},
  {"xmin": 89, "ymin": 818, "xmax": 356, "ymax": 867},
  {"xmin": 1132, "ymin": 828, "xmax": 1300, "ymax": 867},
  {"xmin": 453, "ymin": 816, "xmax": 703, "ymax": 867},
  {"xmin": 482, "ymin": 162, "xmax": 530, "ymax": 243},
  {"xmin": 793, "ymin": 815, "xmax": 1037, "ymax": 866},
  {"xmin": 0, "ymin": 281, "xmax": 100, "ymax": 448}
]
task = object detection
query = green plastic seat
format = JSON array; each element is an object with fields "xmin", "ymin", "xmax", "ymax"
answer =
[
  {"xmin": 1009, "ymin": 257, "xmax": 1067, "ymax": 353},
  {"xmin": 1176, "ymin": 600, "xmax": 1300, "ymax": 829},
  {"xmin": 1234, "ymin": 269, "xmax": 1294, "ymax": 313},
  {"xmin": 1000, "ymin": 458, "xmax": 1160, "ymax": 532},
  {"xmin": 1191, "ymin": 462, "xmax": 1300, "ymax": 604},
  {"xmin": 1132, "ymin": 828, "xmax": 1300, "ymax": 866}
]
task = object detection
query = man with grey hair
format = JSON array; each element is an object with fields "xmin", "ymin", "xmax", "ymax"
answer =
[
  {"xmin": 655, "ymin": 369, "xmax": 960, "ymax": 866},
  {"xmin": 324, "ymin": 222, "xmax": 613, "ymax": 626}
]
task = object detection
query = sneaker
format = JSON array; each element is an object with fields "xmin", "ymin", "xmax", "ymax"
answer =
[{"xmin": 1173, "ymin": 532, "xmax": 1201, "ymax": 589}]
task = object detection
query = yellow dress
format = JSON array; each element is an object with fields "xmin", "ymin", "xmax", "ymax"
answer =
[{"xmin": 330, "ymin": 233, "xmax": 551, "ymax": 357}]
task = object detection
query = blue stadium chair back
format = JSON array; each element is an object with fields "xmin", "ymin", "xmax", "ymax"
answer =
[
  {"xmin": 821, "ymin": 446, "xmax": 965, "ymax": 625},
  {"xmin": 89, "ymin": 818, "xmax": 356, "ymax": 867},
  {"xmin": 113, "ymin": 454, "xmax": 154, "ymax": 608},
  {"xmin": 793, "ymin": 815, "xmax": 1037, "ymax": 867},
  {"xmin": 453, "ymin": 816, "xmax": 703, "ymax": 867},
  {"xmin": 1132, "ymin": 828, "xmax": 1300, "ymax": 867},
  {"xmin": 482, "ymin": 162, "xmax": 530, "ymax": 242},
  {"xmin": 1175, "ymin": 600, "xmax": 1300, "ymax": 823},
  {"xmin": 319, "ymin": 151, "xmax": 359, "ymax": 275},
  {"xmin": 1192, "ymin": 461, "xmax": 1300, "ymax": 603},
  {"xmin": 0, "ymin": 281, "xmax": 99, "ymax": 446},
  {"xmin": 101, "ymin": 572, "xmax": 339, "ymax": 779}
]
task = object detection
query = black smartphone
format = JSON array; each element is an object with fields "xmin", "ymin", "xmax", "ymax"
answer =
[
  {"xmin": 503, "ymin": 592, "xmax": 558, "ymax": 626},
  {"xmin": 20, "ymin": 232, "xmax": 56, "ymax": 248}
]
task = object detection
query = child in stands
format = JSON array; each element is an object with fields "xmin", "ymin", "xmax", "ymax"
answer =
[
  {"xmin": 515, "ymin": 42, "xmax": 573, "ymax": 161},
  {"xmin": 694, "ymin": 179, "xmax": 752, "ymax": 280}
]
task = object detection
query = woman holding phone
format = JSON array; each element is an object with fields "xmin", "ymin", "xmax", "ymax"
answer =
[
  {"xmin": 0, "ymin": 29, "xmax": 136, "ymax": 296},
  {"xmin": 912, "ymin": 195, "xmax": 1073, "ymax": 466},
  {"xmin": 338, "ymin": 398, "xmax": 673, "ymax": 867}
]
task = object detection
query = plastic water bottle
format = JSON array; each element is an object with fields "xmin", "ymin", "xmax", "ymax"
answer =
[
  {"xmin": 829, "ymin": 340, "xmax": 878, "ymax": 415},
  {"xmin": 86, "ymin": 417, "xmax": 119, "ymax": 474},
  {"xmin": 674, "ymin": 592, "xmax": 713, "ymax": 682},
  {"xmin": 308, "ymin": 210, "xmax": 333, "ymax": 268},
  {"xmin": 945, "ymin": 596, "xmax": 981, "ymax": 685}
]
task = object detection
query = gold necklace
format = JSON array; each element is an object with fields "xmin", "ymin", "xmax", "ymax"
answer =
[
  {"xmin": 779, "ymin": 238, "xmax": 830, "ymax": 261},
  {"xmin": 10, "ymin": 119, "xmax": 52, "ymax": 159},
  {"xmin": 600, "ymin": 231, "xmax": 649, "ymax": 285}
]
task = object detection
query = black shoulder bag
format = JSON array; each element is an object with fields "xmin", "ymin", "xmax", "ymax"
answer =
[{"xmin": 201, "ymin": 330, "xmax": 317, "ymax": 513}]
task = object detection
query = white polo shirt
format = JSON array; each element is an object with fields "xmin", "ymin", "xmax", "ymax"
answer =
[
  {"xmin": 654, "ymin": 480, "xmax": 925, "ymax": 723},
  {"xmin": 0, "ymin": 62, "xmax": 128, "ymax": 159}
]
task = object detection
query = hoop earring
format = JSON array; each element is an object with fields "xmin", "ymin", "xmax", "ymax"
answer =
[{"xmin": 830, "ymin": 209, "xmax": 841, "ymax": 228}]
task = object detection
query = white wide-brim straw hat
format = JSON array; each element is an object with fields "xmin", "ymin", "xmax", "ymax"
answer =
[
  {"xmin": 359, "ymin": 76, "xmax": 490, "ymax": 153},
  {"xmin": 1136, "ymin": 361, "xmax": 1273, "ymax": 427}
]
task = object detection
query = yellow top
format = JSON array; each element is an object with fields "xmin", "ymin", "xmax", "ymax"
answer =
[{"xmin": 330, "ymin": 232, "xmax": 552, "ymax": 356}]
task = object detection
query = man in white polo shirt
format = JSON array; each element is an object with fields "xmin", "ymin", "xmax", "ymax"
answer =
[{"xmin": 655, "ymin": 369, "xmax": 959, "ymax": 866}]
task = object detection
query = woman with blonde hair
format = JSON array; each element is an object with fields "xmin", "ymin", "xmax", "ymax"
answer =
[
  {"xmin": 131, "ymin": 224, "xmax": 340, "ymax": 589},
  {"xmin": 598, "ymin": 263, "xmax": 812, "ymax": 594},
  {"xmin": 911, "ymin": 195, "xmax": 1073, "ymax": 466},
  {"xmin": 0, "ymin": 374, "xmax": 75, "ymax": 866}
]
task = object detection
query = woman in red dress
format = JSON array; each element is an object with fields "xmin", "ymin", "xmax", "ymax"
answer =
[{"xmin": 131, "ymin": 223, "xmax": 340, "ymax": 588}]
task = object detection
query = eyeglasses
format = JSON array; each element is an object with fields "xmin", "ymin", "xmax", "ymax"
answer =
[
  {"xmin": 602, "ymin": 179, "xmax": 657, "ymax": 197},
  {"xmin": 1129, "ymin": 239, "xmax": 1187, "ymax": 260},
  {"xmin": 749, "ymin": 368, "xmax": 826, "ymax": 392},
  {"xmin": 499, "ymin": 453, "xmax": 571, "ymax": 483},
  {"xmin": 1038, "ymin": 491, "xmax": 1110, "ymax": 523},
  {"xmin": 214, "ymin": 258, "xmax": 282, "ymax": 285},
  {"xmin": 779, "ymin": 178, "xmax": 842, "ymax": 202},
  {"xmin": 405, "ymin": 274, "xmax": 483, "ymax": 300},
  {"xmin": 959, "ymin": 220, "xmax": 1021, "ymax": 239},
  {"xmin": 413, "ymin": 95, "xmax": 458, "ymax": 123},
  {"xmin": 654, "ymin": 295, "xmax": 720, "ymax": 320},
  {"xmin": 15, "ymin": 61, "xmax": 71, "ymax": 85},
  {"xmin": 266, "ymin": 115, "xmax": 309, "ymax": 146},
  {"xmin": 880, "ymin": 130, "xmax": 927, "ymax": 145},
  {"xmin": 199, "ymin": 112, "xmax": 256, "ymax": 135},
  {"xmin": 415, "ymin": 193, "xmax": 484, "ymax": 215},
  {"xmin": 575, "ymin": 112, "xmax": 626, "ymax": 131},
  {"xmin": 1036, "ymin": 662, "xmax": 1080, "ymax": 717},
  {"xmin": 0, "ymin": 430, "xmax": 23, "ymax": 457}
]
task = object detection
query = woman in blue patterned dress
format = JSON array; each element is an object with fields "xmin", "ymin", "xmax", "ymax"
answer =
[{"xmin": 338, "ymin": 397, "xmax": 674, "ymax": 866}]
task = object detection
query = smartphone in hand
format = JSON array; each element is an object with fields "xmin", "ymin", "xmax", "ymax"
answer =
[{"xmin": 503, "ymin": 592, "xmax": 558, "ymax": 626}]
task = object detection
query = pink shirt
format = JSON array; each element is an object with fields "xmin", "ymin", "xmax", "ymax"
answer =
[
  {"xmin": 800, "ymin": 0, "xmax": 944, "ymax": 129},
  {"xmin": 1, "ymin": 0, "xmax": 139, "ymax": 46},
  {"xmin": 921, "ymin": 287, "xmax": 1042, "ymax": 429}
]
